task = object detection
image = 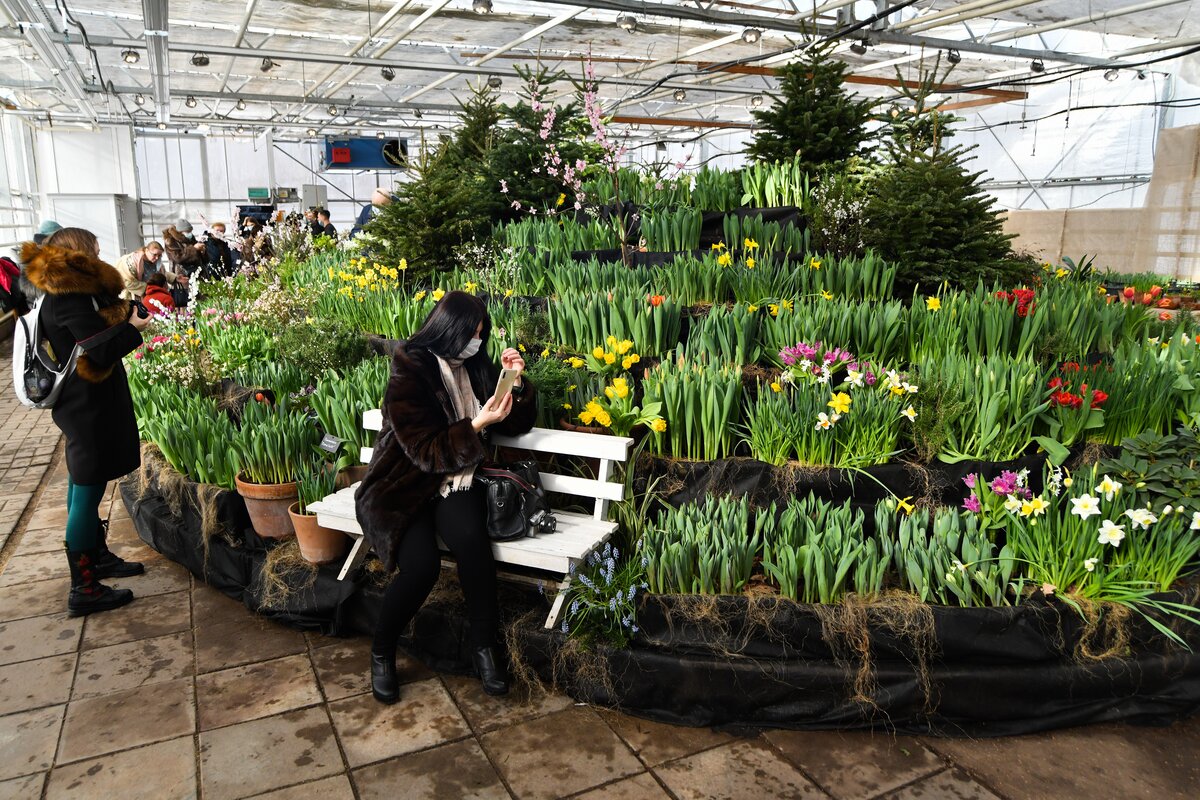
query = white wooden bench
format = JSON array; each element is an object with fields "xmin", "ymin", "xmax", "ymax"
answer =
[{"xmin": 308, "ymin": 408, "xmax": 633, "ymax": 629}]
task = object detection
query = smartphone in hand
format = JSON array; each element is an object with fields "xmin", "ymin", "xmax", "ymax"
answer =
[{"xmin": 494, "ymin": 367, "xmax": 521, "ymax": 400}]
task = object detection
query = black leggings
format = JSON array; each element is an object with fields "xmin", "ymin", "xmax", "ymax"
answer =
[{"xmin": 373, "ymin": 484, "xmax": 498, "ymax": 655}]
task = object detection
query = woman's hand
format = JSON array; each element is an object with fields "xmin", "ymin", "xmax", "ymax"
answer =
[
  {"xmin": 472, "ymin": 392, "xmax": 513, "ymax": 432},
  {"xmin": 128, "ymin": 307, "xmax": 153, "ymax": 332},
  {"xmin": 500, "ymin": 348, "xmax": 525, "ymax": 386}
]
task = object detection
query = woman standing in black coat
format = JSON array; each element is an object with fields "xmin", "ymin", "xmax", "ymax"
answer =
[
  {"xmin": 356, "ymin": 291, "xmax": 536, "ymax": 704},
  {"xmin": 21, "ymin": 228, "xmax": 152, "ymax": 616}
]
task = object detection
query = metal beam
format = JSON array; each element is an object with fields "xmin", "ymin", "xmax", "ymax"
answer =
[
  {"xmin": 216, "ymin": 0, "xmax": 261, "ymax": 95},
  {"xmin": 982, "ymin": 0, "xmax": 1190, "ymax": 44},
  {"xmin": 0, "ymin": 0, "xmax": 99, "ymax": 121},
  {"xmin": 141, "ymin": 0, "xmax": 170, "ymax": 123}
]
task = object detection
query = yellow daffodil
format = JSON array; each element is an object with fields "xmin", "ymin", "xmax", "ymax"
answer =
[
  {"xmin": 605, "ymin": 386, "xmax": 616, "ymax": 399},
  {"xmin": 604, "ymin": 352, "xmax": 616, "ymax": 365},
  {"xmin": 901, "ymin": 405, "xmax": 917, "ymax": 422},
  {"xmin": 1055, "ymin": 267, "xmax": 1069, "ymax": 279},
  {"xmin": 769, "ymin": 304, "xmax": 779, "ymax": 317},
  {"xmin": 828, "ymin": 392, "xmax": 852, "ymax": 415},
  {"xmin": 540, "ymin": 347, "xmax": 550, "ymax": 358},
  {"xmin": 743, "ymin": 238, "xmax": 759, "ymax": 251},
  {"xmin": 557, "ymin": 193, "xmax": 566, "ymax": 206},
  {"xmin": 926, "ymin": 296, "xmax": 941, "ymax": 311},
  {"xmin": 651, "ymin": 418, "xmax": 667, "ymax": 433},
  {"xmin": 568, "ymin": 357, "xmax": 585, "ymax": 369},
  {"xmin": 820, "ymin": 290, "xmax": 833, "ymax": 301},
  {"xmin": 414, "ymin": 290, "xmax": 427, "ymax": 301},
  {"xmin": 592, "ymin": 346, "xmax": 606, "ymax": 360},
  {"xmin": 781, "ymin": 299, "xmax": 794, "ymax": 311},
  {"xmin": 746, "ymin": 257, "xmax": 756, "ymax": 269},
  {"xmin": 606, "ymin": 335, "xmax": 618, "ymax": 348},
  {"xmin": 770, "ymin": 381, "xmax": 782, "ymax": 393},
  {"xmin": 518, "ymin": 344, "xmax": 526, "ymax": 352},
  {"xmin": 621, "ymin": 357, "xmax": 634, "ymax": 370},
  {"xmin": 717, "ymin": 252, "xmax": 732, "ymax": 267},
  {"xmin": 504, "ymin": 289, "xmax": 514, "ymax": 298},
  {"xmin": 398, "ymin": 259, "xmax": 408, "ymax": 271},
  {"xmin": 896, "ymin": 496, "xmax": 915, "ymax": 516},
  {"xmin": 711, "ymin": 242, "xmax": 727, "ymax": 251},
  {"xmin": 747, "ymin": 304, "xmax": 758, "ymax": 313},
  {"xmin": 432, "ymin": 289, "xmax": 445, "ymax": 301},
  {"xmin": 464, "ymin": 281, "xmax": 478, "ymax": 294},
  {"xmin": 616, "ymin": 339, "xmax": 633, "ymax": 355},
  {"xmin": 579, "ymin": 410, "xmax": 595, "ymax": 425},
  {"xmin": 562, "ymin": 403, "xmax": 572, "ymax": 410},
  {"xmin": 809, "ymin": 257, "xmax": 822, "ymax": 270}
]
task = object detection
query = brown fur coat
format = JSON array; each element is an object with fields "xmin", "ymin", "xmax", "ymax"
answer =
[{"xmin": 355, "ymin": 344, "xmax": 537, "ymax": 570}]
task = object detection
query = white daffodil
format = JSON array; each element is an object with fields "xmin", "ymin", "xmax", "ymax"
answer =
[
  {"xmin": 902, "ymin": 381, "xmax": 919, "ymax": 394},
  {"xmin": 1123, "ymin": 508, "xmax": 1158, "ymax": 530},
  {"xmin": 1192, "ymin": 511, "xmax": 1200, "ymax": 531},
  {"xmin": 900, "ymin": 405, "xmax": 917, "ymax": 422},
  {"xmin": 1162, "ymin": 505, "xmax": 1173, "ymax": 516},
  {"xmin": 952, "ymin": 559, "xmax": 968, "ymax": 574},
  {"xmin": 1094, "ymin": 475, "xmax": 1123, "ymax": 502},
  {"xmin": 815, "ymin": 412, "xmax": 836, "ymax": 430},
  {"xmin": 1004, "ymin": 495, "xmax": 1023, "ymax": 513},
  {"xmin": 1084, "ymin": 557, "xmax": 1099, "ymax": 573},
  {"xmin": 1097, "ymin": 519, "xmax": 1126, "ymax": 547},
  {"xmin": 847, "ymin": 368, "xmax": 864, "ymax": 388},
  {"xmin": 1070, "ymin": 494, "xmax": 1101, "ymax": 520},
  {"xmin": 1063, "ymin": 476, "xmax": 1074, "ymax": 488}
]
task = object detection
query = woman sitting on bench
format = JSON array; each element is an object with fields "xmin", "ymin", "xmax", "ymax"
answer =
[{"xmin": 356, "ymin": 290, "xmax": 536, "ymax": 704}]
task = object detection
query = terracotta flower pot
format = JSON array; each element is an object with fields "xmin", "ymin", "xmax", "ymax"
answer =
[
  {"xmin": 336, "ymin": 464, "xmax": 369, "ymax": 489},
  {"xmin": 288, "ymin": 502, "xmax": 347, "ymax": 565},
  {"xmin": 235, "ymin": 473, "xmax": 297, "ymax": 540}
]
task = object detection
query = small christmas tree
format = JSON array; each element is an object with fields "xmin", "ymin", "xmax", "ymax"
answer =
[
  {"xmin": 747, "ymin": 41, "xmax": 876, "ymax": 171},
  {"xmin": 863, "ymin": 64, "xmax": 1028, "ymax": 292}
]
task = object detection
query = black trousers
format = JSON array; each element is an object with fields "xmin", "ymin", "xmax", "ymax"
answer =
[{"xmin": 373, "ymin": 484, "xmax": 499, "ymax": 655}]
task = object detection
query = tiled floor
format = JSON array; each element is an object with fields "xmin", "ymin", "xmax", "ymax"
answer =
[{"xmin": 1, "ymin": 358, "xmax": 1199, "ymax": 798}]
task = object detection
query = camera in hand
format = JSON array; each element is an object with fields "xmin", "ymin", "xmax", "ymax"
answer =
[{"xmin": 133, "ymin": 300, "xmax": 150, "ymax": 319}]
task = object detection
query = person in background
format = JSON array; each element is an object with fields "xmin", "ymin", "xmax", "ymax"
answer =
[
  {"xmin": 20, "ymin": 227, "xmax": 152, "ymax": 616},
  {"xmin": 238, "ymin": 217, "xmax": 273, "ymax": 269},
  {"xmin": 352, "ymin": 187, "xmax": 392, "ymax": 234},
  {"xmin": 356, "ymin": 291, "xmax": 536, "ymax": 705},
  {"xmin": 115, "ymin": 241, "xmax": 171, "ymax": 300},
  {"xmin": 142, "ymin": 272, "xmax": 175, "ymax": 314},
  {"xmin": 316, "ymin": 208, "xmax": 337, "ymax": 238},
  {"xmin": 162, "ymin": 220, "xmax": 204, "ymax": 304},
  {"xmin": 33, "ymin": 220, "xmax": 62, "ymax": 245},
  {"xmin": 304, "ymin": 207, "xmax": 322, "ymax": 237},
  {"xmin": 204, "ymin": 222, "xmax": 234, "ymax": 279}
]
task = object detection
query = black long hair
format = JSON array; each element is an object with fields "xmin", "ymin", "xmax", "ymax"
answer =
[{"xmin": 406, "ymin": 290, "xmax": 496, "ymax": 397}]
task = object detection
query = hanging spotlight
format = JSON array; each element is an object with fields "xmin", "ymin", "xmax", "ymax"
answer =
[
  {"xmin": 1104, "ymin": 69, "xmax": 1120, "ymax": 82},
  {"xmin": 946, "ymin": 49, "xmax": 961, "ymax": 65},
  {"xmin": 472, "ymin": 0, "xmax": 492, "ymax": 13},
  {"xmin": 1030, "ymin": 59, "xmax": 1045, "ymax": 73},
  {"xmin": 750, "ymin": 94, "xmax": 764, "ymax": 108},
  {"xmin": 122, "ymin": 49, "xmax": 140, "ymax": 64},
  {"xmin": 849, "ymin": 39, "xmax": 868, "ymax": 56},
  {"xmin": 134, "ymin": 93, "xmax": 146, "ymax": 106},
  {"xmin": 190, "ymin": 53, "xmax": 210, "ymax": 67},
  {"xmin": 487, "ymin": 76, "xmax": 502, "ymax": 89},
  {"xmin": 259, "ymin": 58, "xmax": 275, "ymax": 73},
  {"xmin": 413, "ymin": 109, "xmax": 423, "ymax": 119},
  {"xmin": 616, "ymin": 14, "xmax": 637, "ymax": 32},
  {"xmin": 306, "ymin": 128, "xmax": 317, "ymax": 137},
  {"xmin": 235, "ymin": 124, "xmax": 245, "ymax": 134},
  {"xmin": 630, "ymin": 123, "xmax": 640, "ymax": 131},
  {"xmin": 741, "ymin": 28, "xmax": 762, "ymax": 45},
  {"xmin": 156, "ymin": 122, "xmax": 166, "ymax": 130},
  {"xmin": 381, "ymin": 66, "xmax": 395, "ymax": 82},
  {"xmin": 673, "ymin": 88, "xmax": 686, "ymax": 102},
  {"xmin": 235, "ymin": 97, "xmax": 247, "ymax": 110},
  {"xmin": 1136, "ymin": 69, "xmax": 1147, "ymax": 80},
  {"xmin": 376, "ymin": 130, "xmax": 386, "ymax": 139},
  {"xmin": 328, "ymin": 104, "xmax": 339, "ymax": 116},
  {"xmin": 185, "ymin": 95, "xmax": 197, "ymax": 108}
]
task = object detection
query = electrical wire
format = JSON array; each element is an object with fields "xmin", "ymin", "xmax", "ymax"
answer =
[{"xmin": 961, "ymin": 97, "xmax": 1200, "ymax": 132}]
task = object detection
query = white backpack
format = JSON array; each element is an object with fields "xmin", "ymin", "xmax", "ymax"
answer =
[{"xmin": 12, "ymin": 293, "xmax": 93, "ymax": 409}]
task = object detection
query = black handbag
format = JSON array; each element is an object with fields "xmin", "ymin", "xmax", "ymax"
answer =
[{"xmin": 475, "ymin": 460, "xmax": 557, "ymax": 541}]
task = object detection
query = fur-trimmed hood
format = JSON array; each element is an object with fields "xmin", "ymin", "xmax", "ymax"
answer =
[{"xmin": 21, "ymin": 242, "xmax": 126, "ymax": 299}]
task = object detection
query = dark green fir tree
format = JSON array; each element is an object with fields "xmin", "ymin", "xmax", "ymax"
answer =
[
  {"xmin": 747, "ymin": 41, "xmax": 876, "ymax": 170},
  {"xmin": 863, "ymin": 65, "xmax": 1029, "ymax": 292}
]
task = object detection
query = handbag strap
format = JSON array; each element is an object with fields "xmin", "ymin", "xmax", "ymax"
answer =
[{"xmin": 479, "ymin": 467, "xmax": 536, "ymax": 492}]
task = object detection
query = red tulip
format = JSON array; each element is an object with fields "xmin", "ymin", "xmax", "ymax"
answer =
[
  {"xmin": 1159, "ymin": 311, "xmax": 1172, "ymax": 321},
  {"xmin": 1123, "ymin": 286, "xmax": 1136, "ymax": 300},
  {"xmin": 1150, "ymin": 285, "xmax": 1163, "ymax": 299},
  {"xmin": 1090, "ymin": 389, "xmax": 1108, "ymax": 408}
]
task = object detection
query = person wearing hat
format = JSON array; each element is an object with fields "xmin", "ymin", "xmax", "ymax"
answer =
[
  {"xmin": 162, "ymin": 219, "xmax": 205, "ymax": 304},
  {"xmin": 352, "ymin": 187, "xmax": 392, "ymax": 235},
  {"xmin": 33, "ymin": 220, "xmax": 63, "ymax": 245}
]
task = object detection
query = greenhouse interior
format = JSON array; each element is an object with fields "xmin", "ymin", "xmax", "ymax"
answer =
[{"xmin": 2, "ymin": 1, "xmax": 1200, "ymax": 798}]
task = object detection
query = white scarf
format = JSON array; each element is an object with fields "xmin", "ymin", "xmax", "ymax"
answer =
[{"xmin": 436, "ymin": 356, "xmax": 482, "ymax": 497}]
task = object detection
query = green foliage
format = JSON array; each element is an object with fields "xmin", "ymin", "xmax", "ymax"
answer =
[
  {"xmin": 233, "ymin": 399, "xmax": 322, "ymax": 485},
  {"xmin": 747, "ymin": 42, "xmax": 876, "ymax": 171},
  {"xmin": 1099, "ymin": 428, "xmax": 1200, "ymax": 515},
  {"xmin": 524, "ymin": 353, "xmax": 572, "ymax": 428},
  {"xmin": 642, "ymin": 357, "xmax": 743, "ymax": 461},
  {"xmin": 308, "ymin": 358, "xmax": 390, "ymax": 469},
  {"xmin": 642, "ymin": 496, "xmax": 758, "ymax": 595},
  {"xmin": 277, "ymin": 318, "xmax": 370, "ymax": 381},
  {"xmin": 296, "ymin": 463, "xmax": 339, "ymax": 514},
  {"xmin": 560, "ymin": 542, "xmax": 646, "ymax": 645}
]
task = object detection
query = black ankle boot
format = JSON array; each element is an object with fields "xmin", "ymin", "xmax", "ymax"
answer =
[
  {"xmin": 370, "ymin": 651, "xmax": 400, "ymax": 704},
  {"xmin": 92, "ymin": 519, "xmax": 144, "ymax": 579},
  {"xmin": 65, "ymin": 546, "xmax": 134, "ymax": 617},
  {"xmin": 472, "ymin": 647, "xmax": 509, "ymax": 697}
]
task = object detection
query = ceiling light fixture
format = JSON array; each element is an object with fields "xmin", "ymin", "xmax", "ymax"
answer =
[
  {"xmin": 1104, "ymin": 68, "xmax": 1120, "ymax": 81},
  {"xmin": 630, "ymin": 123, "xmax": 640, "ymax": 131},
  {"xmin": 413, "ymin": 109, "xmax": 423, "ymax": 119},
  {"xmin": 190, "ymin": 53, "xmax": 210, "ymax": 67},
  {"xmin": 306, "ymin": 128, "xmax": 317, "ymax": 137},
  {"xmin": 381, "ymin": 66, "xmax": 395, "ymax": 81},
  {"xmin": 750, "ymin": 94, "xmax": 764, "ymax": 108},
  {"xmin": 472, "ymin": 0, "xmax": 492, "ymax": 14},
  {"xmin": 260, "ymin": 58, "xmax": 275, "ymax": 73},
  {"xmin": 616, "ymin": 14, "xmax": 637, "ymax": 32},
  {"xmin": 376, "ymin": 131, "xmax": 386, "ymax": 139},
  {"xmin": 1030, "ymin": 59, "xmax": 1045, "ymax": 73},
  {"xmin": 487, "ymin": 76, "xmax": 502, "ymax": 89},
  {"xmin": 849, "ymin": 40, "xmax": 868, "ymax": 56},
  {"xmin": 328, "ymin": 104, "xmax": 339, "ymax": 116},
  {"xmin": 156, "ymin": 122, "xmax": 166, "ymax": 130},
  {"xmin": 122, "ymin": 49, "xmax": 139, "ymax": 64},
  {"xmin": 235, "ymin": 124, "xmax": 245, "ymax": 134},
  {"xmin": 673, "ymin": 88, "xmax": 686, "ymax": 102},
  {"xmin": 947, "ymin": 49, "xmax": 961, "ymax": 65},
  {"xmin": 1137, "ymin": 69, "xmax": 1147, "ymax": 80},
  {"xmin": 741, "ymin": 28, "xmax": 761, "ymax": 45},
  {"xmin": 185, "ymin": 95, "xmax": 197, "ymax": 108},
  {"xmin": 235, "ymin": 97, "xmax": 247, "ymax": 110},
  {"xmin": 134, "ymin": 93, "xmax": 146, "ymax": 106}
]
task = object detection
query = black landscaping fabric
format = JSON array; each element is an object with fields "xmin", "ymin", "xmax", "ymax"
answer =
[{"xmin": 121, "ymin": 461, "xmax": 1200, "ymax": 736}]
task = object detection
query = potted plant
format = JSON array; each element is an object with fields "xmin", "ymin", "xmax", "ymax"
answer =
[
  {"xmin": 233, "ymin": 400, "xmax": 320, "ymax": 539},
  {"xmin": 289, "ymin": 464, "xmax": 347, "ymax": 564}
]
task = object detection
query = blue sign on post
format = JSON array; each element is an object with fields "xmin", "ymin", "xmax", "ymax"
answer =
[{"xmin": 322, "ymin": 138, "xmax": 408, "ymax": 171}]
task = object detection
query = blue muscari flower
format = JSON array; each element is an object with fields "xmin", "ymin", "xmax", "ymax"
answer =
[
  {"xmin": 631, "ymin": 624, "xmax": 639, "ymax": 634},
  {"xmin": 537, "ymin": 580, "xmax": 546, "ymax": 595},
  {"xmin": 641, "ymin": 554, "xmax": 649, "ymax": 568},
  {"xmin": 569, "ymin": 563, "xmax": 577, "ymax": 576},
  {"xmin": 612, "ymin": 546, "xmax": 620, "ymax": 560},
  {"xmin": 627, "ymin": 585, "xmax": 637, "ymax": 601},
  {"xmin": 561, "ymin": 619, "xmax": 569, "ymax": 633},
  {"xmin": 609, "ymin": 597, "xmax": 617, "ymax": 611},
  {"xmin": 578, "ymin": 574, "xmax": 595, "ymax": 590},
  {"xmin": 570, "ymin": 599, "xmax": 580, "ymax": 614}
]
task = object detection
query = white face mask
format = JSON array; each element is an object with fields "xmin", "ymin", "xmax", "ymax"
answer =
[
  {"xmin": 458, "ymin": 338, "xmax": 481, "ymax": 360},
  {"xmin": 211, "ymin": 230, "xmax": 225, "ymax": 240}
]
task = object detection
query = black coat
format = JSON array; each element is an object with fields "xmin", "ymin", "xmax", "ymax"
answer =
[
  {"xmin": 22, "ymin": 243, "xmax": 143, "ymax": 485},
  {"xmin": 204, "ymin": 237, "xmax": 234, "ymax": 279},
  {"xmin": 355, "ymin": 344, "xmax": 536, "ymax": 569},
  {"xmin": 320, "ymin": 222, "xmax": 337, "ymax": 238}
]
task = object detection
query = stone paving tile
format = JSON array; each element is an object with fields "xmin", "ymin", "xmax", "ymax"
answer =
[
  {"xmin": 877, "ymin": 768, "xmax": 1002, "ymax": 800},
  {"xmin": 573, "ymin": 772, "xmax": 671, "ymax": 800},
  {"xmin": 199, "ymin": 705, "xmax": 343, "ymax": 800},
  {"xmin": 925, "ymin": 722, "xmax": 1200, "ymax": 800},
  {"xmin": 352, "ymin": 739, "xmax": 510, "ymax": 800},
  {"xmin": 106, "ymin": 558, "xmax": 192, "ymax": 598},
  {"xmin": 654, "ymin": 739, "xmax": 827, "ymax": 800},
  {"xmin": 24, "ymin": 505, "xmax": 68, "ymax": 533},
  {"xmin": 192, "ymin": 583, "xmax": 252, "ymax": 628},
  {"xmin": 58, "ymin": 677, "xmax": 195, "ymax": 764},
  {"xmin": 249, "ymin": 773, "xmax": 355, "ymax": 800},
  {"xmin": 480, "ymin": 706, "xmax": 642, "ymax": 800},
  {"xmin": 765, "ymin": 730, "xmax": 945, "ymax": 799},
  {"xmin": 13, "ymin": 525, "xmax": 67, "ymax": 555},
  {"xmin": 72, "ymin": 630, "xmax": 193, "ymax": 699},
  {"xmin": 0, "ymin": 548, "xmax": 63, "ymax": 587},
  {"xmin": 0, "ymin": 577, "xmax": 67, "ymax": 622},
  {"xmin": 309, "ymin": 636, "xmax": 438, "ymax": 703},
  {"xmin": 45, "ymin": 735, "xmax": 198, "ymax": 800},
  {"xmin": 196, "ymin": 653, "xmax": 323, "ymax": 731},
  {"xmin": 81, "ymin": 588, "xmax": 191, "ymax": 649},
  {"xmin": 0, "ymin": 703, "xmax": 65, "ymax": 781},
  {"xmin": 443, "ymin": 674, "xmax": 574, "ymax": 735},
  {"xmin": 0, "ymin": 773, "xmax": 46, "ymax": 800},
  {"xmin": 194, "ymin": 617, "xmax": 307, "ymax": 674},
  {"xmin": 0, "ymin": 612, "xmax": 82, "ymax": 667},
  {"xmin": 328, "ymin": 679, "xmax": 472, "ymax": 768},
  {"xmin": 598, "ymin": 709, "xmax": 737, "ymax": 768},
  {"xmin": 0, "ymin": 652, "xmax": 75, "ymax": 716}
]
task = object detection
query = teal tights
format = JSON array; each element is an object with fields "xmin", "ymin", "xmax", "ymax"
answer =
[{"xmin": 65, "ymin": 478, "xmax": 106, "ymax": 552}]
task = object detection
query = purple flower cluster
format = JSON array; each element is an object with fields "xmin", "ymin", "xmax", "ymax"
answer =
[{"xmin": 990, "ymin": 470, "xmax": 1031, "ymax": 499}]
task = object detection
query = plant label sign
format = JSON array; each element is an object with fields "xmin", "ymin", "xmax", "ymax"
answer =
[{"xmin": 319, "ymin": 434, "xmax": 345, "ymax": 454}]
